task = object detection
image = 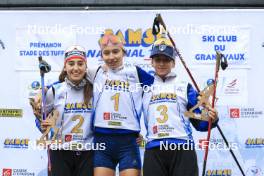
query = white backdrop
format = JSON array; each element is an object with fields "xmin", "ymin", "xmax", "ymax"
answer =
[{"xmin": 0, "ymin": 10, "xmax": 264, "ymax": 176}]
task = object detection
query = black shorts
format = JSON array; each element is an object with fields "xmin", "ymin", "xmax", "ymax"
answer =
[
  {"xmin": 143, "ymin": 147, "xmax": 198, "ymax": 176},
  {"xmin": 50, "ymin": 150, "xmax": 93, "ymax": 176}
]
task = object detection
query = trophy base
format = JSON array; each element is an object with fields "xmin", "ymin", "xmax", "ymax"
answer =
[{"xmin": 184, "ymin": 111, "xmax": 209, "ymax": 121}]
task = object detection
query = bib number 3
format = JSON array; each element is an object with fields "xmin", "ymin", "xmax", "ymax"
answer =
[{"xmin": 156, "ymin": 105, "xmax": 168, "ymax": 123}]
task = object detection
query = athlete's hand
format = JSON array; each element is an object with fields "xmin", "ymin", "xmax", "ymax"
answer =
[
  {"xmin": 40, "ymin": 110, "xmax": 57, "ymax": 132},
  {"xmin": 136, "ymin": 134, "xmax": 143, "ymax": 146},
  {"xmin": 29, "ymin": 87, "xmax": 48, "ymax": 120},
  {"xmin": 29, "ymin": 93, "xmax": 42, "ymax": 120},
  {"xmin": 205, "ymin": 105, "xmax": 218, "ymax": 123}
]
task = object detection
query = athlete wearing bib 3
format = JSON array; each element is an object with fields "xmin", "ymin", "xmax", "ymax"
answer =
[
  {"xmin": 33, "ymin": 45, "xmax": 94, "ymax": 176},
  {"xmin": 142, "ymin": 36, "xmax": 219, "ymax": 176},
  {"xmin": 87, "ymin": 31, "xmax": 153, "ymax": 176}
]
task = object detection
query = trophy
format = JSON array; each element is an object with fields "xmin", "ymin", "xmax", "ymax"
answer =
[{"xmin": 29, "ymin": 56, "xmax": 61, "ymax": 146}]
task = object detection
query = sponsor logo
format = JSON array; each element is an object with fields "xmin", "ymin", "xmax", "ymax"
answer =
[
  {"xmin": 245, "ymin": 138, "xmax": 264, "ymax": 148},
  {"xmin": 229, "ymin": 107, "xmax": 263, "ymax": 118},
  {"xmin": 103, "ymin": 112, "xmax": 127, "ymax": 121},
  {"xmin": 108, "ymin": 121, "xmax": 121, "ymax": 126},
  {"xmin": 157, "ymin": 133, "xmax": 169, "ymax": 137},
  {"xmin": 4, "ymin": 138, "xmax": 29, "ymax": 149},
  {"xmin": 28, "ymin": 81, "xmax": 41, "ymax": 98},
  {"xmin": 0, "ymin": 109, "xmax": 22, "ymax": 118},
  {"xmin": 159, "ymin": 44, "xmax": 167, "ymax": 51},
  {"xmin": 88, "ymin": 28, "xmax": 155, "ymax": 58},
  {"xmin": 150, "ymin": 93, "xmax": 177, "ymax": 102},
  {"xmin": 223, "ymin": 78, "xmax": 240, "ymax": 95},
  {"xmin": 2, "ymin": 169, "xmax": 12, "ymax": 176},
  {"xmin": 246, "ymin": 166, "xmax": 263, "ymax": 176},
  {"xmin": 206, "ymin": 169, "xmax": 232, "ymax": 176},
  {"xmin": 230, "ymin": 108, "xmax": 240, "ymax": 118},
  {"xmin": 103, "ymin": 112, "xmax": 111, "ymax": 120},
  {"xmin": 64, "ymin": 102, "xmax": 92, "ymax": 112},
  {"xmin": 30, "ymin": 81, "xmax": 40, "ymax": 90},
  {"xmin": 65, "ymin": 135, "xmax": 72, "ymax": 142},
  {"xmin": 227, "ymin": 79, "xmax": 237, "ymax": 88},
  {"xmin": 2, "ymin": 169, "xmax": 34, "ymax": 176}
]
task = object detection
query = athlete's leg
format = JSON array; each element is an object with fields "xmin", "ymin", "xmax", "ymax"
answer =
[
  {"xmin": 75, "ymin": 150, "xmax": 94, "ymax": 176},
  {"xmin": 118, "ymin": 134, "xmax": 141, "ymax": 176},
  {"xmin": 143, "ymin": 148, "xmax": 168, "ymax": 176},
  {"xmin": 93, "ymin": 134, "xmax": 118, "ymax": 176},
  {"xmin": 120, "ymin": 169, "xmax": 140, "ymax": 176},
  {"xmin": 169, "ymin": 147, "xmax": 199, "ymax": 176},
  {"xmin": 94, "ymin": 167, "xmax": 115, "ymax": 176},
  {"xmin": 50, "ymin": 150, "xmax": 73, "ymax": 176}
]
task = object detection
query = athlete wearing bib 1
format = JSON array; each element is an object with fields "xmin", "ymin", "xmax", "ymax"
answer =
[
  {"xmin": 88, "ymin": 32, "xmax": 153, "ymax": 176},
  {"xmin": 142, "ymin": 36, "xmax": 219, "ymax": 176}
]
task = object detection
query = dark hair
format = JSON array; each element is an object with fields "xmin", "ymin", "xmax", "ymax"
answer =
[{"xmin": 58, "ymin": 69, "xmax": 93, "ymax": 106}]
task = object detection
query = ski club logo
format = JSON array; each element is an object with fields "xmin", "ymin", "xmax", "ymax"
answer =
[
  {"xmin": 2, "ymin": 169, "xmax": 12, "ymax": 176},
  {"xmin": 230, "ymin": 108, "xmax": 240, "ymax": 118},
  {"xmin": 103, "ymin": 112, "xmax": 111, "ymax": 120}
]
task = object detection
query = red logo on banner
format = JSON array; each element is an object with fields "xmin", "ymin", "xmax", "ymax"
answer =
[
  {"xmin": 199, "ymin": 139, "xmax": 209, "ymax": 149},
  {"xmin": 230, "ymin": 108, "xmax": 240, "ymax": 118},
  {"xmin": 103, "ymin": 112, "xmax": 111, "ymax": 120},
  {"xmin": 2, "ymin": 169, "xmax": 12, "ymax": 176},
  {"xmin": 153, "ymin": 126, "xmax": 157, "ymax": 134},
  {"xmin": 65, "ymin": 135, "xmax": 72, "ymax": 142}
]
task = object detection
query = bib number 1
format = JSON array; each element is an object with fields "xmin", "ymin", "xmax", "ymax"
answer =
[{"xmin": 111, "ymin": 93, "xmax": 120, "ymax": 112}]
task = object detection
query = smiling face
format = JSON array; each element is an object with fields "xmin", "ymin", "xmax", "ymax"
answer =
[
  {"xmin": 101, "ymin": 45, "xmax": 124, "ymax": 69},
  {"xmin": 152, "ymin": 54, "xmax": 175, "ymax": 79},
  {"xmin": 64, "ymin": 58, "xmax": 87, "ymax": 84}
]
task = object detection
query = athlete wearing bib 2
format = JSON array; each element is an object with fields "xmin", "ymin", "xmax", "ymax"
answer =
[
  {"xmin": 88, "ymin": 31, "xmax": 153, "ymax": 176},
  {"xmin": 142, "ymin": 36, "xmax": 219, "ymax": 176},
  {"xmin": 33, "ymin": 45, "xmax": 94, "ymax": 176}
]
